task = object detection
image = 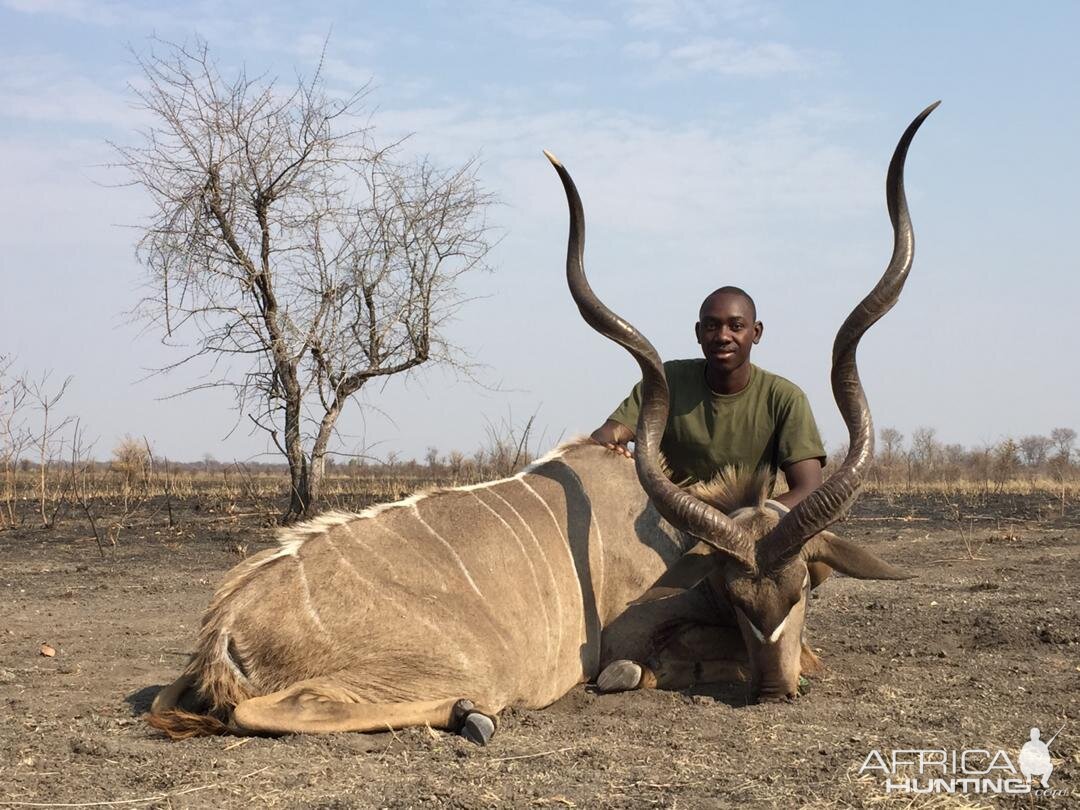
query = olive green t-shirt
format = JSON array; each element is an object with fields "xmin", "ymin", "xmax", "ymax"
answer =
[{"xmin": 609, "ymin": 360, "xmax": 825, "ymax": 486}]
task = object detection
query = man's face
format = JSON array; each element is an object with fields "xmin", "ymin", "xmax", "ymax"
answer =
[{"xmin": 695, "ymin": 292, "xmax": 762, "ymax": 374}]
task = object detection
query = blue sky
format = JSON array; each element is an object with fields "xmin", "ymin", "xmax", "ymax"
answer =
[{"xmin": 2, "ymin": 0, "xmax": 1078, "ymax": 463}]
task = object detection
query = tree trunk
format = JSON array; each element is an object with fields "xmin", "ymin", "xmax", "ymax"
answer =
[
  {"xmin": 293, "ymin": 404, "xmax": 343, "ymax": 520},
  {"xmin": 282, "ymin": 371, "xmax": 309, "ymax": 522}
]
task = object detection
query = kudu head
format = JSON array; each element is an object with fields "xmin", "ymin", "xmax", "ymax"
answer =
[{"xmin": 546, "ymin": 101, "xmax": 937, "ymax": 702}]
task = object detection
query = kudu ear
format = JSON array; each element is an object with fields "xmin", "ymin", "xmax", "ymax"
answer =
[
  {"xmin": 802, "ymin": 532, "xmax": 914, "ymax": 581},
  {"xmin": 628, "ymin": 542, "xmax": 720, "ymax": 606}
]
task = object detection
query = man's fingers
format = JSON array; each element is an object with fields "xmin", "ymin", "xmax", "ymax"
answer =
[{"xmin": 596, "ymin": 440, "xmax": 634, "ymax": 459}]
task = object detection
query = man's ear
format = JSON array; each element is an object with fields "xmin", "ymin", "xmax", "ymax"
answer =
[
  {"xmin": 802, "ymin": 531, "xmax": 914, "ymax": 580},
  {"xmin": 694, "ymin": 321, "xmax": 703, "ymax": 345},
  {"xmin": 628, "ymin": 542, "xmax": 719, "ymax": 605},
  {"xmin": 753, "ymin": 321, "xmax": 763, "ymax": 344}
]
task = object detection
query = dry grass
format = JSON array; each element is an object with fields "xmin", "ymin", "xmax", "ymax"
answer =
[{"xmin": 2, "ymin": 460, "xmax": 1077, "ymax": 535}]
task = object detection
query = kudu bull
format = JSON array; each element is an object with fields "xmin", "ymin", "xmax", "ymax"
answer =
[{"xmin": 148, "ymin": 103, "xmax": 936, "ymax": 743}]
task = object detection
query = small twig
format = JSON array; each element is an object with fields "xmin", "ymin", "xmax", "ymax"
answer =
[
  {"xmin": 488, "ymin": 745, "xmax": 575, "ymax": 763},
  {"xmin": 928, "ymin": 557, "xmax": 989, "ymax": 565},
  {"xmin": 0, "ymin": 783, "xmax": 217, "ymax": 808}
]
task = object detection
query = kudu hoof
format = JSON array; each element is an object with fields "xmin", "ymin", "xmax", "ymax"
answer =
[
  {"xmin": 597, "ymin": 660, "xmax": 643, "ymax": 693},
  {"xmin": 453, "ymin": 699, "xmax": 496, "ymax": 746}
]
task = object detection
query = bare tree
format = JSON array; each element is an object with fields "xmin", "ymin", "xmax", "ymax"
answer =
[
  {"xmin": 0, "ymin": 357, "xmax": 29, "ymax": 528},
  {"xmin": 878, "ymin": 427, "xmax": 905, "ymax": 464},
  {"xmin": 27, "ymin": 372, "xmax": 73, "ymax": 527},
  {"xmin": 910, "ymin": 426, "xmax": 937, "ymax": 474},
  {"xmin": 68, "ymin": 420, "xmax": 105, "ymax": 557},
  {"xmin": 115, "ymin": 39, "xmax": 494, "ymax": 519},
  {"xmin": 424, "ymin": 446, "xmax": 440, "ymax": 471},
  {"xmin": 112, "ymin": 434, "xmax": 152, "ymax": 513},
  {"xmin": 1018, "ymin": 434, "xmax": 1052, "ymax": 468},
  {"xmin": 446, "ymin": 449, "xmax": 465, "ymax": 479},
  {"xmin": 1050, "ymin": 427, "xmax": 1076, "ymax": 462},
  {"xmin": 992, "ymin": 438, "xmax": 1020, "ymax": 492}
]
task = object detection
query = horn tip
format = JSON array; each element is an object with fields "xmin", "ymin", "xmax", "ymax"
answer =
[{"xmin": 542, "ymin": 149, "xmax": 562, "ymax": 167}]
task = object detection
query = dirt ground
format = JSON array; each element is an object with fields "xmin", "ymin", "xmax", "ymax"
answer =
[{"xmin": 1, "ymin": 490, "xmax": 1077, "ymax": 809}]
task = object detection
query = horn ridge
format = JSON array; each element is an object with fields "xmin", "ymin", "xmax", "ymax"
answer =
[
  {"xmin": 544, "ymin": 151, "xmax": 756, "ymax": 569},
  {"xmin": 759, "ymin": 102, "xmax": 939, "ymax": 567}
]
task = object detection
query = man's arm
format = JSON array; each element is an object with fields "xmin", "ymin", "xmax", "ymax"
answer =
[
  {"xmin": 591, "ymin": 419, "xmax": 635, "ymax": 458},
  {"xmin": 774, "ymin": 458, "xmax": 823, "ymax": 508}
]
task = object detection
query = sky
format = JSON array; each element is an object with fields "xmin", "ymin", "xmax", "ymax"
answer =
[{"xmin": 1, "ymin": 0, "xmax": 1078, "ymax": 465}]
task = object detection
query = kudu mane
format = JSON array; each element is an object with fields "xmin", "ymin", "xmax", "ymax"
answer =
[{"xmin": 687, "ymin": 466, "xmax": 775, "ymax": 517}]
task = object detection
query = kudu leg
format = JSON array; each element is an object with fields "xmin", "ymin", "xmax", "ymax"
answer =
[
  {"xmin": 232, "ymin": 679, "xmax": 498, "ymax": 742},
  {"xmin": 598, "ymin": 623, "xmax": 824, "ymax": 693},
  {"xmin": 808, "ymin": 561, "xmax": 832, "ymax": 589},
  {"xmin": 598, "ymin": 624, "xmax": 748, "ymax": 693},
  {"xmin": 150, "ymin": 672, "xmax": 196, "ymax": 714}
]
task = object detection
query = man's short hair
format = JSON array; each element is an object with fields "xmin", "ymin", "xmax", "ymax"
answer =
[{"xmin": 700, "ymin": 286, "xmax": 757, "ymax": 321}]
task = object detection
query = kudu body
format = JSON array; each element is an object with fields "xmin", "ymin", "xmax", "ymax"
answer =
[
  {"xmin": 148, "ymin": 444, "xmax": 753, "ymax": 740},
  {"xmin": 149, "ymin": 104, "xmax": 935, "ymax": 740}
]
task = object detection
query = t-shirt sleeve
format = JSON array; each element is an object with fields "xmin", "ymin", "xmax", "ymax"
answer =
[
  {"xmin": 777, "ymin": 388, "xmax": 826, "ymax": 468},
  {"xmin": 608, "ymin": 380, "xmax": 644, "ymax": 433}
]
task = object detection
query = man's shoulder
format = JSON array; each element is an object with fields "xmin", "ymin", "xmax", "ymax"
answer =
[
  {"xmin": 662, "ymin": 358, "xmax": 707, "ymax": 380},
  {"xmin": 751, "ymin": 367, "xmax": 812, "ymax": 397},
  {"xmin": 752, "ymin": 366, "xmax": 811, "ymax": 403},
  {"xmin": 663, "ymin": 358, "xmax": 706, "ymax": 371}
]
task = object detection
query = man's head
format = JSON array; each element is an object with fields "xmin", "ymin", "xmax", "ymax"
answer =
[{"xmin": 695, "ymin": 286, "xmax": 763, "ymax": 376}]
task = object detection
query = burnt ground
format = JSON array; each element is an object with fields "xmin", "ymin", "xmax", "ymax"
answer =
[{"xmin": 1, "ymin": 491, "xmax": 1077, "ymax": 809}]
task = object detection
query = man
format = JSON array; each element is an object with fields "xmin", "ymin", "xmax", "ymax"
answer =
[{"xmin": 591, "ymin": 286, "xmax": 825, "ymax": 509}]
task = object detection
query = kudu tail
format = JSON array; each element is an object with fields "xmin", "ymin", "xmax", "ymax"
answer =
[{"xmin": 146, "ymin": 709, "xmax": 233, "ymax": 740}]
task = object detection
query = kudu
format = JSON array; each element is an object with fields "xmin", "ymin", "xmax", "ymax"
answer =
[{"xmin": 147, "ymin": 104, "xmax": 935, "ymax": 743}]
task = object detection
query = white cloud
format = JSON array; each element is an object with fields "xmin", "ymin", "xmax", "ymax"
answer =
[
  {"xmin": 475, "ymin": 0, "xmax": 611, "ymax": 41},
  {"xmin": 623, "ymin": 0, "xmax": 776, "ymax": 32},
  {"xmin": 623, "ymin": 40, "xmax": 663, "ymax": 60},
  {"xmin": 627, "ymin": 37, "xmax": 821, "ymax": 78},
  {"xmin": 1, "ymin": 0, "xmax": 183, "ymax": 27},
  {"xmin": 0, "ymin": 53, "xmax": 141, "ymax": 128},
  {"xmin": 672, "ymin": 37, "xmax": 809, "ymax": 75},
  {"xmin": 374, "ymin": 101, "xmax": 879, "ymax": 240}
]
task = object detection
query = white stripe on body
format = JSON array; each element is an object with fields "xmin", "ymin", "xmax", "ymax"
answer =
[
  {"xmin": 486, "ymin": 487, "xmax": 565, "ymax": 669},
  {"xmin": 325, "ymin": 531, "xmax": 510, "ymax": 682},
  {"xmin": 410, "ymin": 505, "xmax": 485, "ymax": 600},
  {"xmin": 359, "ymin": 518, "xmax": 452, "ymax": 593},
  {"xmin": 323, "ymin": 534, "xmax": 443, "ymax": 637},
  {"xmin": 295, "ymin": 557, "xmax": 327, "ymax": 633},
  {"xmin": 469, "ymin": 489, "xmax": 553, "ymax": 669},
  {"xmin": 592, "ymin": 506, "xmax": 605, "ymax": 621},
  {"xmin": 412, "ymin": 503, "xmax": 517, "ymax": 652},
  {"xmin": 517, "ymin": 479, "xmax": 585, "ymax": 612}
]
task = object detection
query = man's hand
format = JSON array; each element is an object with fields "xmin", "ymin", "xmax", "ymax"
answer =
[{"xmin": 591, "ymin": 419, "xmax": 635, "ymax": 459}]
